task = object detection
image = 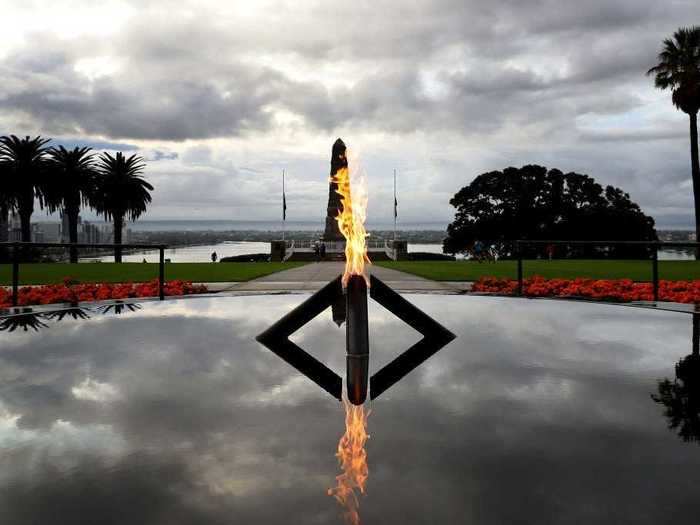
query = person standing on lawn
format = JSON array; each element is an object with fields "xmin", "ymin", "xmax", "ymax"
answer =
[{"xmin": 473, "ymin": 240, "xmax": 484, "ymax": 262}]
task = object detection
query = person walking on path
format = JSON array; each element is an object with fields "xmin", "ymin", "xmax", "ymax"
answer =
[
  {"xmin": 314, "ymin": 241, "xmax": 320, "ymax": 261},
  {"xmin": 320, "ymin": 242, "xmax": 327, "ymax": 260}
]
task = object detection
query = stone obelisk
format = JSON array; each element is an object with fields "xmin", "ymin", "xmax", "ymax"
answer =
[{"xmin": 323, "ymin": 138, "xmax": 347, "ymax": 241}]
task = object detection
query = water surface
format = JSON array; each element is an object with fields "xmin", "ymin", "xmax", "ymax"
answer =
[{"xmin": 0, "ymin": 295, "xmax": 698, "ymax": 524}]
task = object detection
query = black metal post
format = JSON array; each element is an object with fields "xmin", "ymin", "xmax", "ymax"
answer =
[
  {"xmin": 346, "ymin": 275, "xmax": 369, "ymax": 405},
  {"xmin": 159, "ymin": 247, "xmax": 165, "ymax": 300},
  {"xmin": 516, "ymin": 242, "xmax": 523, "ymax": 296},
  {"xmin": 12, "ymin": 243, "xmax": 19, "ymax": 307},
  {"xmin": 652, "ymin": 245, "xmax": 659, "ymax": 302}
]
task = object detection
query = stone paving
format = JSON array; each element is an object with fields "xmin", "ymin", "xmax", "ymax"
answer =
[{"xmin": 203, "ymin": 262, "xmax": 471, "ymax": 294}]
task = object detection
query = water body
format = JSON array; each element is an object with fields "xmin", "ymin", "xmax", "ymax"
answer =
[
  {"xmin": 81, "ymin": 241, "xmax": 270, "ymax": 263},
  {"xmin": 128, "ymin": 219, "xmax": 449, "ymax": 232},
  {"xmin": 82, "ymin": 241, "xmax": 694, "ymax": 262},
  {"xmin": 0, "ymin": 296, "xmax": 698, "ymax": 523}
]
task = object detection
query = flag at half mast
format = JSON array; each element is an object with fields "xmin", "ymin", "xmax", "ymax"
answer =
[
  {"xmin": 282, "ymin": 169, "xmax": 287, "ymax": 221},
  {"xmin": 393, "ymin": 169, "xmax": 398, "ymax": 219}
]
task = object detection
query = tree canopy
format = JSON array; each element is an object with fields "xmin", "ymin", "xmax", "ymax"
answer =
[
  {"xmin": 647, "ymin": 26, "xmax": 700, "ymax": 116},
  {"xmin": 443, "ymin": 165, "xmax": 656, "ymax": 256}
]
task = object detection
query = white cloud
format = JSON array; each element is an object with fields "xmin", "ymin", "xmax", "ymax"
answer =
[
  {"xmin": 72, "ymin": 377, "xmax": 123, "ymax": 403},
  {"xmin": 0, "ymin": 0, "xmax": 698, "ymax": 226}
]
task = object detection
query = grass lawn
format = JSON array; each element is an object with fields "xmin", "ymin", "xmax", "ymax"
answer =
[
  {"xmin": 375, "ymin": 259, "xmax": 700, "ymax": 282},
  {"xmin": 0, "ymin": 262, "xmax": 307, "ymax": 285}
]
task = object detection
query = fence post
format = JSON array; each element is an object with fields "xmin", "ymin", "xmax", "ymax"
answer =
[
  {"xmin": 159, "ymin": 247, "xmax": 165, "ymax": 300},
  {"xmin": 652, "ymin": 244, "xmax": 659, "ymax": 303},
  {"xmin": 516, "ymin": 241, "xmax": 523, "ymax": 296},
  {"xmin": 12, "ymin": 243, "xmax": 19, "ymax": 307}
]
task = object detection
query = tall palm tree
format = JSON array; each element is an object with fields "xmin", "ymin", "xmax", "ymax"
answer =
[
  {"xmin": 648, "ymin": 27, "xmax": 700, "ymax": 257},
  {"xmin": 48, "ymin": 146, "xmax": 98, "ymax": 262},
  {"xmin": 651, "ymin": 314, "xmax": 700, "ymax": 443},
  {"xmin": 0, "ymin": 135, "xmax": 52, "ymax": 242},
  {"xmin": 94, "ymin": 152, "xmax": 153, "ymax": 262}
]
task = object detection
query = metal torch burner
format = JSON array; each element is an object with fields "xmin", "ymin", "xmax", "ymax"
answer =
[
  {"xmin": 345, "ymin": 275, "xmax": 370, "ymax": 404},
  {"xmin": 256, "ymin": 274, "xmax": 456, "ymax": 405}
]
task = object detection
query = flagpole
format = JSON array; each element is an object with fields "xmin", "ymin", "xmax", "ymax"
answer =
[
  {"xmin": 393, "ymin": 168, "xmax": 397, "ymax": 243},
  {"xmin": 282, "ymin": 169, "xmax": 286, "ymax": 242}
]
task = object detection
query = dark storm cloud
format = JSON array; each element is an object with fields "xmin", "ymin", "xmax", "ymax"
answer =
[
  {"xmin": 1, "ymin": 0, "xmax": 698, "ymax": 141},
  {"xmin": 0, "ymin": 64, "xmax": 282, "ymax": 140},
  {"xmin": 0, "ymin": 0, "xmax": 699, "ymax": 225}
]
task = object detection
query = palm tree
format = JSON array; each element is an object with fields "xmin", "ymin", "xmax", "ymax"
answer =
[
  {"xmin": 648, "ymin": 27, "xmax": 700, "ymax": 257},
  {"xmin": 48, "ymin": 146, "xmax": 98, "ymax": 263},
  {"xmin": 651, "ymin": 314, "xmax": 700, "ymax": 444},
  {"xmin": 94, "ymin": 152, "xmax": 153, "ymax": 262},
  {"xmin": 0, "ymin": 135, "xmax": 52, "ymax": 242}
]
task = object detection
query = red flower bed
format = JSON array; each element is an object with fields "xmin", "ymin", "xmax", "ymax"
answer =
[
  {"xmin": 472, "ymin": 276, "xmax": 700, "ymax": 303},
  {"xmin": 0, "ymin": 279, "xmax": 208, "ymax": 308}
]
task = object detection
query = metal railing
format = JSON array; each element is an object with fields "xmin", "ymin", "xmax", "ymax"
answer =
[
  {"xmin": 1, "ymin": 242, "xmax": 168, "ymax": 306},
  {"xmin": 289, "ymin": 239, "xmax": 388, "ymax": 251},
  {"xmin": 513, "ymin": 240, "xmax": 700, "ymax": 302}
]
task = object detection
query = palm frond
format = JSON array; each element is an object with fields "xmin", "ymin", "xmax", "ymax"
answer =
[
  {"xmin": 94, "ymin": 151, "xmax": 153, "ymax": 222},
  {"xmin": 648, "ymin": 26, "xmax": 700, "ymax": 114}
]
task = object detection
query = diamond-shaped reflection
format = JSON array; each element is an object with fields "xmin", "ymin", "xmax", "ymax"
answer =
[
  {"xmin": 256, "ymin": 276, "xmax": 344, "ymax": 400},
  {"xmin": 255, "ymin": 274, "xmax": 456, "ymax": 402},
  {"xmin": 368, "ymin": 275, "xmax": 456, "ymax": 400}
]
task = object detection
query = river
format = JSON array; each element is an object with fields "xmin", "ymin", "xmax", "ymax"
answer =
[{"xmin": 81, "ymin": 241, "xmax": 694, "ymax": 263}]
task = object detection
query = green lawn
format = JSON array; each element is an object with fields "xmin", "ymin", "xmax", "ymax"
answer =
[
  {"xmin": 376, "ymin": 259, "xmax": 700, "ymax": 281},
  {"xmin": 0, "ymin": 262, "xmax": 306, "ymax": 285}
]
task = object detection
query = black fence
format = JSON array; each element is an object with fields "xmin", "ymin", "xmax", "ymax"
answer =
[
  {"xmin": 514, "ymin": 240, "xmax": 700, "ymax": 302},
  {"xmin": 1, "ymin": 242, "xmax": 168, "ymax": 306}
]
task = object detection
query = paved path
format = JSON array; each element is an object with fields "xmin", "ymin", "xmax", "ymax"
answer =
[{"xmin": 212, "ymin": 262, "xmax": 471, "ymax": 294}]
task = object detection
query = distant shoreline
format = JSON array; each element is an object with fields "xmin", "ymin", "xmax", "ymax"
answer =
[{"xmin": 125, "ymin": 219, "xmax": 451, "ymax": 233}]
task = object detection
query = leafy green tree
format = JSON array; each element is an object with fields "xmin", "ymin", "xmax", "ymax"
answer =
[
  {"xmin": 443, "ymin": 165, "xmax": 656, "ymax": 257},
  {"xmin": 648, "ymin": 27, "xmax": 700, "ymax": 258},
  {"xmin": 94, "ymin": 152, "xmax": 153, "ymax": 262},
  {"xmin": 47, "ymin": 146, "xmax": 98, "ymax": 262},
  {"xmin": 0, "ymin": 135, "xmax": 52, "ymax": 242}
]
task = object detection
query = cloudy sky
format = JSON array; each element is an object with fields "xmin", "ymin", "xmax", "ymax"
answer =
[{"xmin": 1, "ymin": 0, "xmax": 698, "ymax": 228}]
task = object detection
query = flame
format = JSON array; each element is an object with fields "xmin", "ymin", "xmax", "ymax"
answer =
[
  {"xmin": 332, "ymin": 148, "xmax": 370, "ymax": 287},
  {"xmin": 328, "ymin": 399, "xmax": 370, "ymax": 525}
]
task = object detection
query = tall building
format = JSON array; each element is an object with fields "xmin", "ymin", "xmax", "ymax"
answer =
[
  {"xmin": 61, "ymin": 213, "xmax": 70, "ymax": 243},
  {"xmin": 80, "ymin": 221, "xmax": 104, "ymax": 244},
  {"xmin": 33, "ymin": 222, "xmax": 61, "ymax": 242},
  {"xmin": 8, "ymin": 213, "xmax": 22, "ymax": 241},
  {"xmin": 0, "ymin": 213, "xmax": 7, "ymax": 242}
]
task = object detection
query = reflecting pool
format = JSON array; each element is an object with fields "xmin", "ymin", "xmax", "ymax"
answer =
[{"xmin": 1, "ymin": 295, "xmax": 699, "ymax": 524}]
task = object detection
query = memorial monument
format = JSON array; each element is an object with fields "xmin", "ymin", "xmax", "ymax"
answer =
[{"xmin": 323, "ymin": 138, "xmax": 346, "ymax": 241}]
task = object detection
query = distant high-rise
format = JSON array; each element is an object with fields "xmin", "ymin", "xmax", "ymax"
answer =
[
  {"xmin": 0, "ymin": 212, "xmax": 7, "ymax": 243},
  {"xmin": 33, "ymin": 222, "xmax": 61, "ymax": 242},
  {"xmin": 8, "ymin": 213, "xmax": 22, "ymax": 242}
]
